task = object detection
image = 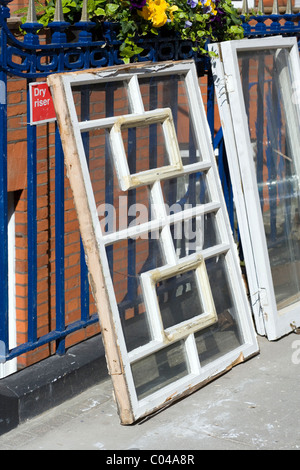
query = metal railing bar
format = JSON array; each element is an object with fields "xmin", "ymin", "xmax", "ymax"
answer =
[
  {"xmin": 0, "ymin": 69, "xmax": 9, "ymax": 358},
  {"xmin": 80, "ymin": 86, "xmax": 90, "ymax": 323},
  {"xmin": 54, "ymin": 130, "xmax": 66, "ymax": 355},
  {"xmin": 26, "ymin": 78, "xmax": 38, "ymax": 345},
  {"xmin": 5, "ymin": 313, "xmax": 99, "ymax": 361}
]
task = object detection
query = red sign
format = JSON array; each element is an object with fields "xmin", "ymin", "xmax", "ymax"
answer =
[{"xmin": 29, "ymin": 82, "xmax": 56, "ymax": 125}]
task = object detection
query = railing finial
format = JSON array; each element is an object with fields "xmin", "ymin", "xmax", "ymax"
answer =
[
  {"xmin": 257, "ymin": 0, "xmax": 264, "ymax": 14},
  {"xmin": 80, "ymin": 0, "xmax": 89, "ymax": 22},
  {"xmin": 21, "ymin": 0, "xmax": 42, "ymax": 36},
  {"xmin": 54, "ymin": 0, "xmax": 65, "ymax": 22},
  {"xmin": 26, "ymin": 0, "xmax": 38, "ymax": 23},
  {"xmin": 285, "ymin": 0, "xmax": 292, "ymax": 14},
  {"xmin": 242, "ymin": 0, "xmax": 249, "ymax": 15},
  {"xmin": 272, "ymin": 0, "xmax": 279, "ymax": 14}
]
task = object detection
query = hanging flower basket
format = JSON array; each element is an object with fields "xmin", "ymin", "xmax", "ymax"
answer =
[{"xmin": 17, "ymin": 0, "xmax": 244, "ymax": 62}]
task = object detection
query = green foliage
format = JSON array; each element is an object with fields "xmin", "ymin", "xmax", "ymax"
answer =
[
  {"xmin": 170, "ymin": 0, "xmax": 244, "ymax": 52},
  {"xmin": 15, "ymin": 0, "xmax": 244, "ymax": 62}
]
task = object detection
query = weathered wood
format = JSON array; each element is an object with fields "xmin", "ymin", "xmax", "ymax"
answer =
[{"xmin": 47, "ymin": 72, "xmax": 135, "ymax": 424}]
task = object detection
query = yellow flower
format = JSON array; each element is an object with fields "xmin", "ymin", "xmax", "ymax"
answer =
[
  {"xmin": 138, "ymin": 0, "xmax": 174, "ymax": 28},
  {"xmin": 168, "ymin": 4, "xmax": 178, "ymax": 21},
  {"xmin": 204, "ymin": 0, "xmax": 217, "ymax": 14}
]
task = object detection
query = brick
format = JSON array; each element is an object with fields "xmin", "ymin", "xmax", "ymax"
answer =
[
  {"xmin": 7, "ymin": 79, "xmax": 27, "ymax": 93},
  {"xmin": 15, "ymin": 272, "xmax": 27, "ymax": 285},
  {"xmin": 65, "ymin": 285, "xmax": 80, "ymax": 302},
  {"xmin": 15, "ymin": 260, "xmax": 28, "ymax": 273},
  {"xmin": 37, "ymin": 184, "xmax": 49, "ymax": 197},
  {"xmin": 65, "ymin": 277, "xmax": 80, "ymax": 291},
  {"xmin": 36, "ymin": 290, "xmax": 49, "ymax": 305},
  {"xmin": 15, "ymin": 298, "xmax": 27, "ymax": 310},
  {"xmin": 7, "ymin": 102, "xmax": 27, "ymax": 117},
  {"xmin": 66, "ymin": 253, "xmax": 80, "ymax": 267},
  {"xmin": 16, "ymin": 320, "xmax": 28, "ymax": 334},
  {"xmin": 65, "ymin": 309, "xmax": 81, "ymax": 323},
  {"xmin": 37, "ymin": 218, "xmax": 49, "ymax": 233},
  {"xmin": 7, "ymin": 141, "xmax": 27, "ymax": 191},
  {"xmin": 8, "ymin": 116, "xmax": 23, "ymax": 129}
]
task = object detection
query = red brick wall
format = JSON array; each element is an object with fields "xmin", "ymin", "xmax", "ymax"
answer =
[
  {"xmin": 7, "ymin": 74, "xmax": 99, "ymax": 369},
  {"xmin": 9, "ymin": 0, "xmax": 34, "ymax": 15}
]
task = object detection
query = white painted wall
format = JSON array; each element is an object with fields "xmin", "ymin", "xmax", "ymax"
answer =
[
  {"xmin": 0, "ymin": 192, "xmax": 17, "ymax": 378},
  {"xmin": 232, "ymin": 0, "xmax": 255, "ymax": 9}
]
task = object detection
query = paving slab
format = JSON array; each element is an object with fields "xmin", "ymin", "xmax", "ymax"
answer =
[{"xmin": 0, "ymin": 333, "xmax": 299, "ymax": 451}]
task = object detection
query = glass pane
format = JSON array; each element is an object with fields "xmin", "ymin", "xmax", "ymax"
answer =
[
  {"xmin": 88, "ymin": 128, "xmax": 153, "ymax": 234},
  {"xmin": 170, "ymin": 212, "xmax": 220, "ymax": 258},
  {"xmin": 105, "ymin": 236, "xmax": 165, "ymax": 351},
  {"xmin": 131, "ymin": 340, "xmax": 189, "ymax": 400},
  {"xmin": 238, "ymin": 48, "xmax": 300, "ymax": 309},
  {"xmin": 195, "ymin": 254, "xmax": 244, "ymax": 366},
  {"xmin": 71, "ymin": 81, "xmax": 131, "ymax": 121},
  {"xmin": 157, "ymin": 270, "xmax": 204, "ymax": 329},
  {"xmin": 139, "ymin": 75, "xmax": 203, "ymax": 163},
  {"xmin": 203, "ymin": 212, "xmax": 221, "ymax": 249},
  {"xmin": 122, "ymin": 122, "xmax": 170, "ymax": 174},
  {"xmin": 161, "ymin": 172, "xmax": 211, "ymax": 210}
]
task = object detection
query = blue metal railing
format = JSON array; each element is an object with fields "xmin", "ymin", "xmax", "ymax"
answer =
[{"xmin": 0, "ymin": 0, "xmax": 299, "ymax": 370}]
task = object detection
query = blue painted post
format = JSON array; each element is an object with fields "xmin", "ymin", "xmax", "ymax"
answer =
[
  {"xmin": 48, "ymin": 0, "xmax": 70, "ymax": 46},
  {"xmin": 127, "ymin": 128, "xmax": 137, "ymax": 301},
  {"xmin": 148, "ymin": 78, "xmax": 159, "ymax": 259},
  {"xmin": 75, "ymin": 0, "xmax": 95, "ymax": 58},
  {"xmin": 166, "ymin": 77, "xmax": 178, "ymax": 218},
  {"xmin": 283, "ymin": 5, "xmax": 296, "ymax": 33},
  {"xmin": 21, "ymin": 3, "xmax": 43, "ymax": 347},
  {"xmin": 270, "ymin": 0, "xmax": 282, "ymax": 34},
  {"xmin": 26, "ymin": 83, "xmax": 38, "ymax": 345},
  {"xmin": 54, "ymin": 131, "xmax": 66, "ymax": 355},
  {"xmin": 217, "ymin": 137, "xmax": 234, "ymax": 232},
  {"xmin": 105, "ymin": 84, "xmax": 114, "ymax": 282},
  {"xmin": 256, "ymin": 55, "xmax": 265, "ymax": 213},
  {"xmin": 80, "ymin": 83, "xmax": 90, "ymax": 323},
  {"xmin": 102, "ymin": 22, "xmax": 122, "ymax": 66},
  {"xmin": 207, "ymin": 65, "xmax": 215, "ymax": 141},
  {"xmin": 0, "ymin": 0, "xmax": 10, "ymax": 361},
  {"xmin": 49, "ymin": 0, "xmax": 70, "ymax": 355}
]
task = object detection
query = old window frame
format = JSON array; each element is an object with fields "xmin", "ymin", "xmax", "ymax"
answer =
[
  {"xmin": 48, "ymin": 60, "xmax": 258, "ymax": 424},
  {"xmin": 209, "ymin": 37, "xmax": 300, "ymax": 340},
  {"xmin": 109, "ymin": 108, "xmax": 183, "ymax": 191},
  {"xmin": 140, "ymin": 253, "xmax": 218, "ymax": 344}
]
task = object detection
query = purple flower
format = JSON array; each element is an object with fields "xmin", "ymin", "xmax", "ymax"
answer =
[
  {"xmin": 187, "ymin": 0, "xmax": 198, "ymax": 8},
  {"xmin": 210, "ymin": 8, "xmax": 225, "ymax": 22},
  {"xmin": 129, "ymin": 0, "xmax": 147, "ymax": 8},
  {"xmin": 185, "ymin": 20, "xmax": 193, "ymax": 27}
]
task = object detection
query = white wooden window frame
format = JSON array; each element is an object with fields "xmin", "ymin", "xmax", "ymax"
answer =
[
  {"xmin": 109, "ymin": 108, "xmax": 183, "ymax": 191},
  {"xmin": 141, "ymin": 253, "xmax": 218, "ymax": 344},
  {"xmin": 48, "ymin": 60, "xmax": 258, "ymax": 424},
  {"xmin": 209, "ymin": 37, "xmax": 300, "ymax": 341}
]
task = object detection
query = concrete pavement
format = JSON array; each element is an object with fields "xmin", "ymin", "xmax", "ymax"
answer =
[{"xmin": 0, "ymin": 333, "xmax": 299, "ymax": 450}]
